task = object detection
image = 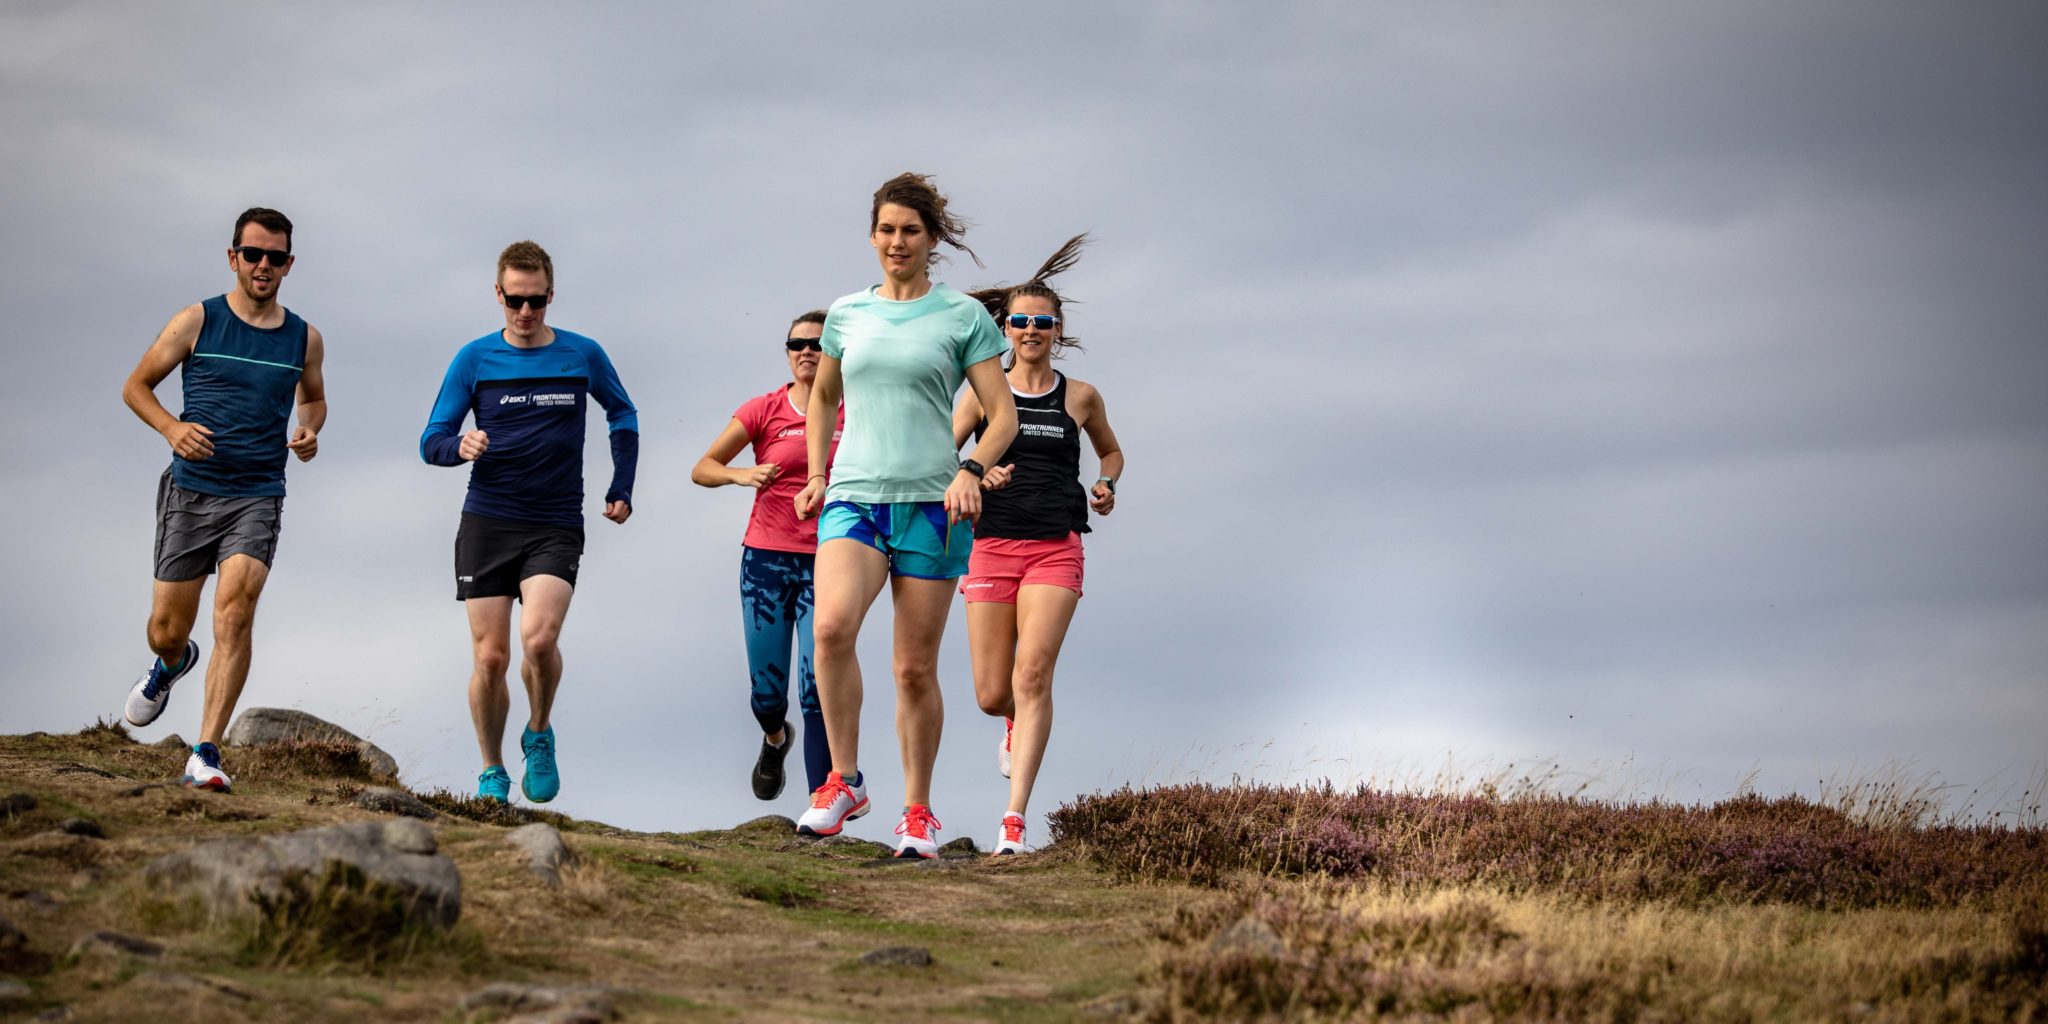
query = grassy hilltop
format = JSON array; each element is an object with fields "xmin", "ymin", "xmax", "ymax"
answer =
[{"xmin": 0, "ymin": 723, "xmax": 2042, "ymax": 1022}]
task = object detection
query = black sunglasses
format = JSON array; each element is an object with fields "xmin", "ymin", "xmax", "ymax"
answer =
[
  {"xmin": 1005, "ymin": 314, "xmax": 1059, "ymax": 330},
  {"xmin": 786, "ymin": 338, "xmax": 822, "ymax": 352},
  {"xmin": 232, "ymin": 246, "xmax": 291, "ymax": 267},
  {"xmin": 501, "ymin": 292, "xmax": 549, "ymax": 310}
]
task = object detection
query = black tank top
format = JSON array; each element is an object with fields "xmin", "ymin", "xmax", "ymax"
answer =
[{"xmin": 975, "ymin": 372, "xmax": 1089, "ymax": 540}]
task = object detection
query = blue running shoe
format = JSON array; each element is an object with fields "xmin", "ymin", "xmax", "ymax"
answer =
[
  {"xmin": 125, "ymin": 639, "xmax": 200, "ymax": 727},
  {"xmin": 520, "ymin": 725, "xmax": 559, "ymax": 803},
  {"xmin": 477, "ymin": 765, "xmax": 511, "ymax": 803}
]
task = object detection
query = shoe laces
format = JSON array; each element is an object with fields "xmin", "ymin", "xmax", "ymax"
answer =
[
  {"xmin": 479, "ymin": 767, "xmax": 507, "ymax": 785},
  {"xmin": 193, "ymin": 743, "xmax": 222, "ymax": 769},
  {"xmin": 811, "ymin": 774, "xmax": 855, "ymax": 809},
  {"xmin": 1003, "ymin": 718, "xmax": 1013, "ymax": 752},
  {"xmin": 1002, "ymin": 814, "xmax": 1025, "ymax": 844},
  {"xmin": 142, "ymin": 662, "xmax": 172, "ymax": 700},
  {"xmin": 896, "ymin": 805, "xmax": 942, "ymax": 839},
  {"xmin": 526, "ymin": 732, "xmax": 554, "ymax": 758}
]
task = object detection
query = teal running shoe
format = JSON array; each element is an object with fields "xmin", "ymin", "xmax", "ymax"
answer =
[
  {"xmin": 477, "ymin": 765, "xmax": 511, "ymax": 803},
  {"xmin": 521, "ymin": 726, "xmax": 560, "ymax": 803}
]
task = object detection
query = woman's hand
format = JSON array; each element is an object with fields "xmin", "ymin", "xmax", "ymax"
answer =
[
  {"xmin": 794, "ymin": 475, "xmax": 826, "ymax": 520},
  {"xmin": 945, "ymin": 469, "xmax": 982, "ymax": 527},
  {"xmin": 738, "ymin": 463, "xmax": 781, "ymax": 489},
  {"xmin": 980, "ymin": 463, "xmax": 1014, "ymax": 491},
  {"xmin": 1090, "ymin": 480, "xmax": 1116, "ymax": 515}
]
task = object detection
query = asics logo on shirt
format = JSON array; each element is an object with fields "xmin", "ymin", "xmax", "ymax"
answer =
[{"xmin": 500, "ymin": 395, "xmax": 525, "ymax": 405}]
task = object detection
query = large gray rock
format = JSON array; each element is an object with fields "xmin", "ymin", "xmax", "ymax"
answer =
[
  {"xmin": 144, "ymin": 818, "xmax": 459, "ymax": 929},
  {"xmin": 224, "ymin": 708, "xmax": 400, "ymax": 779},
  {"xmin": 505, "ymin": 822, "xmax": 575, "ymax": 887}
]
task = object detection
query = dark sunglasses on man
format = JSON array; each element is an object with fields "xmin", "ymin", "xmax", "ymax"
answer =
[
  {"xmin": 500, "ymin": 291, "xmax": 550, "ymax": 311},
  {"xmin": 786, "ymin": 337, "xmax": 822, "ymax": 352},
  {"xmin": 1005, "ymin": 314, "xmax": 1059, "ymax": 330},
  {"xmin": 232, "ymin": 246, "xmax": 292, "ymax": 268}
]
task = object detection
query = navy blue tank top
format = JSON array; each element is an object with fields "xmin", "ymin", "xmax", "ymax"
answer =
[
  {"xmin": 976, "ymin": 372, "xmax": 1090, "ymax": 540},
  {"xmin": 171, "ymin": 295, "xmax": 308, "ymax": 497}
]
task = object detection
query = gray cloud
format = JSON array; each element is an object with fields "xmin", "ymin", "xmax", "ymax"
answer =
[{"xmin": 3, "ymin": 2, "xmax": 2043, "ymax": 836}]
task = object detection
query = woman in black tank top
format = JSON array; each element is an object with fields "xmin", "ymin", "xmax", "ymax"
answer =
[{"xmin": 951, "ymin": 236, "xmax": 1126, "ymax": 855}]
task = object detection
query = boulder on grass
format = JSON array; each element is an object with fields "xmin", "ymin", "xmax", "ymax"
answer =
[
  {"xmin": 224, "ymin": 708, "xmax": 399, "ymax": 779},
  {"xmin": 144, "ymin": 818, "xmax": 459, "ymax": 930}
]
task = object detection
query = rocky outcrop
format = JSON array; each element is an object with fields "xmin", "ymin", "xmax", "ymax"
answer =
[
  {"xmin": 144, "ymin": 818, "xmax": 460, "ymax": 929},
  {"xmin": 223, "ymin": 708, "xmax": 400, "ymax": 779}
]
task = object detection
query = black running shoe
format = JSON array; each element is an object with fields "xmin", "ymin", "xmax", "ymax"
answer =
[{"xmin": 752, "ymin": 721, "xmax": 793, "ymax": 800}]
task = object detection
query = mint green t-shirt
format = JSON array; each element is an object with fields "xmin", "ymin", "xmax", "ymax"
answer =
[{"xmin": 820, "ymin": 283, "xmax": 1009, "ymax": 503}]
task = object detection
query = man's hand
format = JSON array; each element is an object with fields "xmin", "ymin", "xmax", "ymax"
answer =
[
  {"xmin": 287, "ymin": 426, "xmax": 319, "ymax": 462},
  {"xmin": 163, "ymin": 422, "xmax": 214, "ymax": 460},
  {"xmin": 458, "ymin": 430, "xmax": 489, "ymax": 461},
  {"xmin": 604, "ymin": 500, "xmax": 632, "ymax": 524},
  {"xmin": 738, "ymin": 463, "xmax": 781, "ymax": 489}
]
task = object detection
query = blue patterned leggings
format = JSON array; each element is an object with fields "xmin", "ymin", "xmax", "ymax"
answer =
[{"xmin": 741, "ymin": 546, "xmax": 829, "ymax": 793}]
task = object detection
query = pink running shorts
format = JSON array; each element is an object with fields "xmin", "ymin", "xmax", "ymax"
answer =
[{"xmin": 961, "ymin": 532, "xmax": 1084, "ymax": 604}]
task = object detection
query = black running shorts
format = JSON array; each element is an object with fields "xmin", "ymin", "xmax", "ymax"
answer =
[
  {"xmin": 154, "ymin": 468, "xmax": 284, "ymax": 581},
  {"xmin": 453, "ymin": 512, "xmax": 583, "ymax": 600}
]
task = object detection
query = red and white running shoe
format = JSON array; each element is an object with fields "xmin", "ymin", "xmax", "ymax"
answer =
[
  {"xmin": 893, "ymin": 804, "xmax": 943, "ymax": 859},
  {"xmin": 994, "ymin": 812, "xmax": 1027, "ymax": 856},
  {"xmin": 795, "ymin": 771, "xmax": 869, "ymax": 836},
  {"xmin": 998, "ymin": 718, "xmax": 1013, "ymax": 779},
  {"xmin": 181, "ymin": 742, "xmax": 232, "ymax": 793}
]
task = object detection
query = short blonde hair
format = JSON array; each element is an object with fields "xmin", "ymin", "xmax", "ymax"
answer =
[{"xmin": 497, "ymin": 240, "xmax": 553, "ymax": 289}]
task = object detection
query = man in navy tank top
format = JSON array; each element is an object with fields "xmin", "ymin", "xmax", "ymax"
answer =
[
  {"xmin": 119, "ymin": 207, "xmax": 329, "ymax": 793},
  {"xmin": 420, "ymin": 241, "xmax": 639, "ymax": 806}
]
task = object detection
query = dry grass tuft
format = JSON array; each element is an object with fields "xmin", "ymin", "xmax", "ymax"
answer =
[
  {"xmin": 224, "ymin": 740, "xmax": 384, "ymax": 785},
  {"xmin": 414, "ymin": 789, "xmax": 576, "ymax": 830},
  {"xmin": 1140, "ymin": 884, "xmax": 2048, "ymax": 1022},
  {"xmin": 236, "ymin": 861, "xmax": 463, "ymax": 971}
]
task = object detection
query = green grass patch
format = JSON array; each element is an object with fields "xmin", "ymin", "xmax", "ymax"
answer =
[{"xmin": 792, "ymin": 906, "xmax": 975, "ymax": 943}]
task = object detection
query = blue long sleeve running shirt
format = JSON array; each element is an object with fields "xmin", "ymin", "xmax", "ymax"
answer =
[{"xmin": 420, "ymin": 328, "xmax": 639, "ymax": 526}]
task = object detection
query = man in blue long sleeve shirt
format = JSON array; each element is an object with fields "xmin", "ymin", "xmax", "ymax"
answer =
[{"xmin": 420, "ymin": 241, "xmax": 638, "ymax": 805}]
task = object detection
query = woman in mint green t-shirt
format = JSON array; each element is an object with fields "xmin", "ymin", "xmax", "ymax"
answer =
[{"xmin": 789, "ymin": 172, "xmax": 1018, "ymax": 858}]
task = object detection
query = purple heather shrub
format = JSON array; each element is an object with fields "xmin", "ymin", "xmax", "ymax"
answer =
[{"xmin": 1048, "ymin": 783, "xmax": 2048, "ymax": 910}]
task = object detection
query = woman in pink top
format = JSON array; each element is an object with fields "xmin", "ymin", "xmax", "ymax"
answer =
[{"xmin": 691, "ymin": 310, "xmax": 843, "ymax": 802}]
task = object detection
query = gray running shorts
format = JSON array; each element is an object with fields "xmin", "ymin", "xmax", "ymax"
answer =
[{"xmin": 153, "ymin": 468, "xmax": 284, "ymax": 581}]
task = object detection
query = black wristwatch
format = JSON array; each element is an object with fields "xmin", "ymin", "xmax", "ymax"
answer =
[
  {"xmin": 1097, "ymin": 475, "xmax": 1116, "ymax": 494},
  {"xmin": 959, "ymin": 458, "xmax": 986, "ymax": 479}
]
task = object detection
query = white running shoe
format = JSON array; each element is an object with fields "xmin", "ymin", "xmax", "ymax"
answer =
[
  {"xmin": 893, "ymin": 804, "xmax": 943, "ymax": 859},
  {"xmin": 795, "ymin": 771, "xmax": 869, "ymax": 836},
  {"xmin": 181, "ymin": 742, "xmax": 232, "ymax": 792},
  {"xmin": 998, "ymin": 717, "xmax": 1013, "ymax": 779},
  {"xmin": 994, "ymin": 812, "xmax": 1027, "ymax": 856},
  {"xmin": 124, "ymin": 639, "xmax": 199, "ymax": 727}
]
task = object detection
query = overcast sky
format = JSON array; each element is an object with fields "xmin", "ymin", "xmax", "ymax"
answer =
[{"xmin": 3, "ymin": 3, "xmax": 2044, "ymax": 839}]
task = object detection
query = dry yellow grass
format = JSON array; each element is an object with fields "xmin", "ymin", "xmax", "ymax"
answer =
[{"xmin": 3, "ymin": 724, "xmax": 2040, "ymax": 1022}]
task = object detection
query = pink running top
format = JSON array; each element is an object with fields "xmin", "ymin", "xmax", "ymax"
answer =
[{"xmin": 734, "ymin": 384, "xmax": 843, "ymax": 552}]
